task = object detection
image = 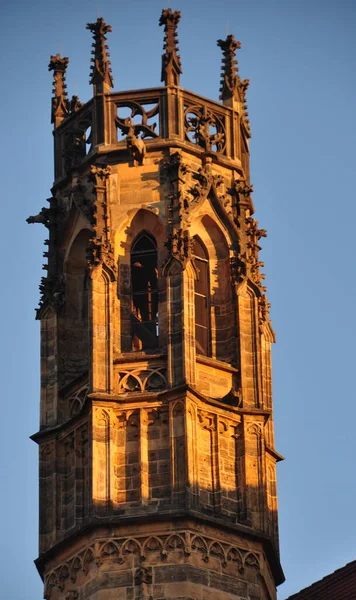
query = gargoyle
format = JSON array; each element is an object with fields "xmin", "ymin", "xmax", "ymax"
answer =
[
  {"xmin": 26, "ymin": 207, "xmax": 50, "ymax": 226},
  {"xmin": 126, "ymin": 125, "xmax": 146, "ymax": 166}
]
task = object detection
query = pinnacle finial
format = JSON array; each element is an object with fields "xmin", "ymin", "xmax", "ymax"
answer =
[
  {"xmin": 48, "ymin": 54, "xmax": 69, "ymax": 127},
  {"xmin": 217, "ymin": 34, "xmax": 241, "ymax": 100},
  {"xmin": 86, "ymin": 17, "xmax": 113, "ymax": 92},
  {"xmin": 159, "ymin": 8, "xmax": 182, "ymax": 86}
]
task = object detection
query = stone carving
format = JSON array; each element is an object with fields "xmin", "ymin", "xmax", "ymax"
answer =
[
  {"xmin": 116, "ymin": 100, "xmax": 159, "ymax": 140},
  {"xmin": 245, "ymin": 214, "xmax": 267, "ymax": 290},
  {"xmin": 38, "ymin": 273, "xmax": 65, "ymax": 315},
  {"xmin": 246, "ymin": 422, "xmax": 263, "ymax": 437},
  {"xmin": 48, "ymin": 54, "xmax": 69, "ymax": 126},
  {"xmin": 258, "ymin": 294, "xmax": 271, "ymax": 327},
  {"xmin": 31, "ymin": 177, "xmax": 93, "ymax": 318},
  {"xmin": 126, "ymin": 123, "xmax": 146, "ymax": 165},
  {"xmin": 163, "ymin": 149, "xmax": 190, "ymax": 185},
  {"xmin": 159, "ymin": 8, "xmax": 182, "ymax": 86},
  {"xmin": 86, "ymin": 17, "xmax": 113, "ymax": 89},
  {"xmin": 245, "ymin": 552, "xmax": 260, "ymax": 568},
  {"xmin": 44, "ymin": 531, "xmax": 261, "ymax": 597},
  {"xmin": 63, "ymin": 118, "xmax": 92, "ymax": 170},
  {"xmin": 143, "ymin": 536, "xmax": 164, "ymax": 555},
  {"xmin": 87, "ymin": 236, "xmax": 116, "ymax": 275},
  {"xmin": 230, "ymin": 179, "xmax": 268, "ymax": 291},
  {"xmin": 122, "ymin": 537, "xmax": 141, "ymax": 557},
  {"xmin": 184, "ymin": 104, "xmax": 226, "ymax": 153},
  {"xmin": 26, "ymin": 194, "xmax": 67, "ymax": 316},
  {"xmin": 117, "ymin": 410, "xmax": 140, "ymax": 430},
  {"xmin": 61, "ymin": 383, "xmax": 89, "ymax": 420},
  {"xmin": 69, "ymin": 179, "xmax": 93, "ymax": 223},
  {"xmin": 58, "ymin": 564, "xmax": 70, "ymax": 591},
  {"xmin": 162, "ymin": 152, "xmax": 194, "ymax": 270},
  {"xmin": 45, "ymin": 573, "xmax": 58, "ymax": 599},
  {"xmin": 70, "ymin": 556, "xmax": 82, "ymax": 584},
  {"xmin": 163, "ymin": 154, "xmax": 235, "ymax": 270},
  {"xmin": 90, "ymin": 164, "xmax": 110, "ymax": 184},
  {"xmin": 240, "ymin": 78, "xmax": 251, "ymax": 137},
  {"xmin": 96, "ymin": 408, "xmax": 110, "ymax": 426},
  {"xmin": 226, "ymin": 546, "xmax": 244, "ymax": 572},
  {"xmin": 118, "ymin": 368, "xmax": 167, "ymax": 393},
  {"xmin": 218, "ymin": 418, "xmax": 241, "ymax": 437},
  {"xmin": 190, "ymin": 158, "xmax": 225, "ymax": 207},
  {"xmin": 69, "ymin": 95, "xmax": 83, "ymax": 114},
  {"xmin": 210, "ymin": 541, "xmax": 226, "ymax": 565},
  {"xmin": 165, "ymin": 227, "xmax": 194, "ymax": 269},
  {"xmin": 198, "ymin": 410, "xmax": 216, "ymax": 431},
  {"xmin": 162, "ymin": 156, "xmax": 238, "ymax": 248},
  {"xmin": 235, "ymin": 179, "xmax": 253, "ymax": 196},
  {"xmin": 166, "ymin": 533, "xmax": 185, "ymax": 552},
  {"xmin": 26, "ymin": 207, "xmax": 50, "ymax": 227},
  {"xmin": 101, "ymin": 540, "xmax": 120, "ymax": 557},
  {"xmin": 82, "ymin": 548, "xmax": 95, "ymax": 575},
  {"xmin": 191, "ymin": 535, "xmax": 209, "ymax": 562},
  {"xmin": 87, "ymin": 165, "xmax": 116, "ymax": 279}
]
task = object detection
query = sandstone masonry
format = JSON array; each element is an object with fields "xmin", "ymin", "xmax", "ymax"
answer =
[{"xmin": 29, "ymin": 10, "xmax": 284, "ymax": 599}]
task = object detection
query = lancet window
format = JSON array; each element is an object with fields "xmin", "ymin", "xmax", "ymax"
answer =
[
  {"xmin": 193, "ymin": 237, "xmax": 210, "ymax": 356},
  {"xmin": 130, "ymin": 232, "xmax": 159, "ymax": 351}
]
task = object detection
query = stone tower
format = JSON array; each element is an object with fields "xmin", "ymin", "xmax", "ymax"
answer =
[{"xmin": 29, "ymin": 10, "xmax": 284, "ymax": 600}]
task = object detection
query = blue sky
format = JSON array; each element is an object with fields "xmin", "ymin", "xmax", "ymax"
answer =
[{"xmin": 1, "ymin": 0, "xmax": 355, "ymax": 598}]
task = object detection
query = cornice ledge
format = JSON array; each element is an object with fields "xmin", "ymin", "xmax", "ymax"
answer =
[
  {"xmin": 87, "ymin": 383, "xmax": 188, "ymax": 403},
  {"xmin": 196, "ymin": 354, "xmax": 238, "ymax": 373},
  {"xmin": 265, "ymin": 444, "xmax": 285, "ymax": 462},
  {"xmin": 35, "ymin": 510, "xmax": 285, "ymax": 585},
  {"xmin": 30, "ymin": 409, "xmax": 89, "ymax": 443}
]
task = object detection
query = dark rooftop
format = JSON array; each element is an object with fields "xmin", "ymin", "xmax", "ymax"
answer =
[{"xmin": 287, "ymin": 560, "xmax": 356, "ymax": 600}]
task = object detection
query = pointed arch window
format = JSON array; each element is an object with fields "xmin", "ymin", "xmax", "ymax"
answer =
[
  {"xmin": 193, "ymin": 237, "xmax": 210, "ymax": 356},
  {"xmin": 131, "ymin": 232, "xmax": 159, "ymax": 351}
]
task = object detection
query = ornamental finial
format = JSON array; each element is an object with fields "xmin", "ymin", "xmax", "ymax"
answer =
[
  {"xmin": 159, "ymin": 8, "xmax": 182, "ymax": 86},
  {"xmin": 217, "ymin": 34, "xmax": 241, "ymax": 100},
  {"xmin": 48, "ymin": 54, "xmax": 69, "ymax": 127},
  {"xmin": 86, "ymin": 17, "xmax": 113, "ymax": 92}
]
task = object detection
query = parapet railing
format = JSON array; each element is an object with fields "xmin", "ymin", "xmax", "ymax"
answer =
[{"xmin": 53, "ymin": 87, "xmax": 240, "ymax": 180}]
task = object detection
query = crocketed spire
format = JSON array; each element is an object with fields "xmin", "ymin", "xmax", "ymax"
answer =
[
  {"xmin": 159, "ymin": 8, "xmax": 182, "ymax": 86},
  {"xmin": 86, "ymin": 17, "xmax": 114, "ymax": 92},
  {"xmin": 217, "ymin": 34, "xmax": 241, "ymax": 100},
  {"xmin": 48, "ymin": 54, "xmax": 69, "ymax": 126}
]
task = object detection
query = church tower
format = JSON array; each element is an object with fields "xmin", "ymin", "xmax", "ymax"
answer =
[{"xmin": 29, "ymin": 10, "xmax": 284, "ymax": 599}]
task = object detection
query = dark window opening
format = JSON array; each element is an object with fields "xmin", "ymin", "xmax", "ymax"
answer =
[
  {"xmin": 193, "ymin": 237, "xmax": 210, "ymax": 356},
  {"xmin": 131, "ymin": 232, "xmax": 159, "ymax": 351}
]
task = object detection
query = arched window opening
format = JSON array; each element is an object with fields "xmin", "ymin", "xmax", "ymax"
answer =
[
  {"xmin": 131, "ymin": 232, "xmax": 159, "ymax": 351},
  {"xmin": 193, "ymin": 237, "xmax": 210, "ymax": 356}
]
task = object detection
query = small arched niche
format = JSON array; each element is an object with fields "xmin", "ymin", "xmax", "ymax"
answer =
[
  {"xmin": 65, "ymin": 229, "xmax": 91, "ymax": 318},
  {"xmin": 59, "ymin": 229, "xmax": 91, "ymax": 387}
]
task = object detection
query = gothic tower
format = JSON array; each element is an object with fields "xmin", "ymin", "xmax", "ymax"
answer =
[{"xmin": 29, "ymin": 11, "xmax": 284, "ymax": 600}]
